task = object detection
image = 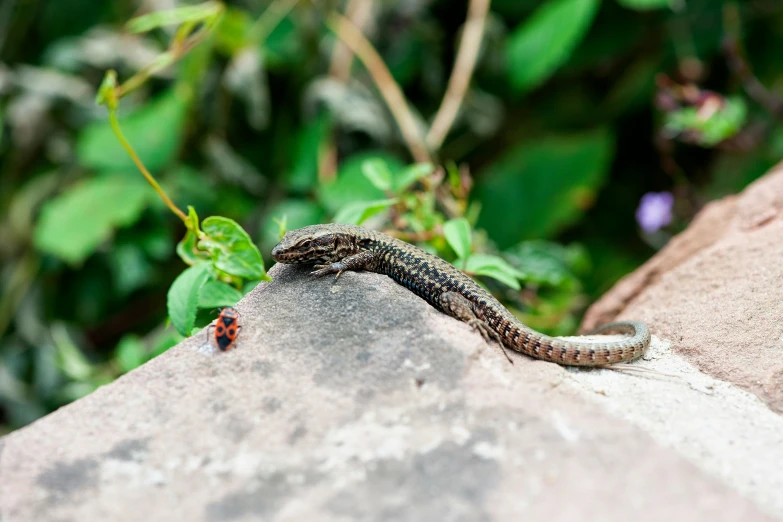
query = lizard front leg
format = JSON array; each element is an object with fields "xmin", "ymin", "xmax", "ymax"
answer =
[
  {"xmin": 440, "ymin": 291, "xmax": 513, "ymax": 364},
  {"xmin": 311, "ymin": 250, "xmax": 375, "ymax": 280}
]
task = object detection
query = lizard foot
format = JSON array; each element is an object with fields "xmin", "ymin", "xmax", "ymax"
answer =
[
  {"xmin": 467, "ymin": 319, "xmax": 514, "ymax": 365},
  {"xmin": 311, "ymin": 263, "xmax": 345, "ymax": 280}
]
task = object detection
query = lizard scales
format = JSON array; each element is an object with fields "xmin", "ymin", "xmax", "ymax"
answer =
[{"xmin": 271, "ymin": 223, "xmax": 650, "ymax": 366}]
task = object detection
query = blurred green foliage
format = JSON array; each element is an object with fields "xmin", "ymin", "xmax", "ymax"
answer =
[{"xmin": 2, "ymin": 0, "xmax": 783, "ymax": 434}]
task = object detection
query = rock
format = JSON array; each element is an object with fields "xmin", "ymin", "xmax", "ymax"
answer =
[
  {"xmin": 583, "ymin": 161, "xmax": 783, "ymax": 415},
  {"xmin": 1, "ymin": 262, "xmax": 778, "ymax": 521}
]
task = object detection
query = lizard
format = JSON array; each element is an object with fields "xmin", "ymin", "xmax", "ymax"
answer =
[{"xmin": 271, "ymin": 223, "xmax": 650, "ymax": 367}]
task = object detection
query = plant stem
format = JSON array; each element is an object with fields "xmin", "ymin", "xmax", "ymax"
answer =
[
  {"xmin": 327, "ymin": 13, "xmax": 432, "ymax": 164},
  {"xmin": 108, "ymin": 109, "xmax": 188, "ymax": 224},
  {"xmin": 426, "ymin": 0, "xmax": 491, "ymax": 151},
  {"xmin": 249, "ymin": 0, "xmax": 300, "ymax": 45},
  {"xmin": 320, "ymin": 0, "xmax": 375, "ymax": 183}
]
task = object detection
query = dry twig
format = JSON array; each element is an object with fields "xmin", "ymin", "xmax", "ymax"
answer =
[
  {"xmin": 327, "ymin": 13, "xmax": 432, "ymax": 164},
  {"xmin": 426, "ymin": 0, "xmax": 491, "ymax": 151},
  {"xmin": 320, "ymin": 0, "xmax": 376, "ymax": 181}
]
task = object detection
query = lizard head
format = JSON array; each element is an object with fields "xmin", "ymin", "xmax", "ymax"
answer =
[{"xmin": 271, "ymin": 224, "xmax": 359, "ymax": 264}]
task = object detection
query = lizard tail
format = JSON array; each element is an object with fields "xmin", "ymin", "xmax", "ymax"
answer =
[{"xmin": 503, "ymin": 319, "xmax": 651, "ymax": 367}]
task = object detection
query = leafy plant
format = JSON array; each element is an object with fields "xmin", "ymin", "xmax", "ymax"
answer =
[
  {"xmin": 506, "ymin": 0, "xmax": 600, "ymax": 93},
  {"xmin": 2, "ymin": 0, "xmax": 781, "ymax": 434},
  {"xmin": 90, "ymin": 3, "xmax": 270, "ymax": 341},
  {"xmin": 664, "ymin": 97, "xmax": 748, "ymax": 147}
]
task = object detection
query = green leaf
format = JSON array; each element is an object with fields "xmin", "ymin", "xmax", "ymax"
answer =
[
  {"xmin": 475, "ymin": 129, "xmax": 614, "ymax": 248},
  {"xmin": 506, "ymin": 0, "xmax": 600, "ymax": 92},
  {"xmin": 167, "ymin": 263, "xmax": 210, "ymax": 336},
  {"xmin": 95, "ymin": 70, "xmax": 118, "ymax": 108},
  {"xmin": 198, "ymin": 280, "xmax": 243, "ymax": 309},
  {"xmin": 394, "ymin": 163, "xmax": 432, "ymax": 193},
  {"xmin": 199, "ymin": 216, "xmax": 266, "ymax": 279},
  {"xmin": 443, "ymin": 218, "xmax": 472, "ymax": 260},
  {"xmin": 127, "ymin": 1, "xmax": 223, "ymax": 33},
  {"xmin": 263, "ymin": 16, "xmax": 304, "ymax": 69},
  {"xmin": 465, "ymin": 254, "xmax": 525, "ymax": 290},
  {"xmin": 617, "ymin": 0, "xmax": 672, "ymax": 10},
  {"xmin": 362, "ymin": 158, "xmax": 393, "ymax": 192},
  {"xmin": 34, "ymin": 175, "xmax": 150, "ymax": 264},
  {"xmin": 177, "ymin": 206, "xmax": 210, "ymax": 265},
  {"xmin": 664, "ymin": 97, "xmax": 747, "ymax": 147},
  {"xmin": 504, "ymin": 240, "xmax": 587, "ymax": 287},
  {"xmin": 214, "ymin": 7, "xmax": 251, "ymax": 54},
  {"xmin": 286, "ymin": 112, "xmax": 331, "ymax": 192},
  {"xmin": 333, "ymin": 199, "xmax": 398, "ymax": 225},
  {"xmin": 115, "ymin": 335, "xmax": 146, "ymax": 373},
  {"xmin": 78, "ymin": 88, "xmax": 190, "ymax": 172},
  {"xmin": 318, "ymin": 152, "xmax": 404, "ymax": 214}
]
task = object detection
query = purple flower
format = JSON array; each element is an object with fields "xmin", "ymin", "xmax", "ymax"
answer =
[{"xmin": 636, "ymin": 192, "xmax": 674, "ymax": 233}]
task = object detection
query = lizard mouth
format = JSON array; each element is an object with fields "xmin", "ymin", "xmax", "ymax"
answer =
[
  {"xmin": 271, "ymin": 244, "xmax": 312, "ymax": 264},
  {"xmin": 270, "ymin": 244, "xmax": 292, "ymax": 262}
]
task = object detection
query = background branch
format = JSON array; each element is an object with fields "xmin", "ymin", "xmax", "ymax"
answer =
[
  {"xmin": 327, "ymin": 13, "xmax": 432, "ymax": 164},
  {"xmin": 426, "ymin": 0, "xmax": 491, "ymax": 152},
  {"xmin": 328, "ymin": 0, "xmax": 373, "ymax": 81},
  {"xmin": 319, "ymin": 0, "xmax": 375, "ymax": 182}
]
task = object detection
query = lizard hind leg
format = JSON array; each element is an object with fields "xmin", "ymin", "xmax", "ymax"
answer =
[{"xmin": 440, "ymin": 291, "xmax": 514, "ymax": 365}]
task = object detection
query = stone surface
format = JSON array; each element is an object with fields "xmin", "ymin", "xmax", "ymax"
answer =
[
  {"xmin": 1, "ymin": 263, "xmax": 779, "ymax": 521},
  {"xmin": 583, "ymin": 161, "xmax": 783, "ymax": 414}
]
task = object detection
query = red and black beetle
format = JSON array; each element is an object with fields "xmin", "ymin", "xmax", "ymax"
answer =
[{"xmin": 206, "ymin": 307, "xmax": 242, "ymax": 351}]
